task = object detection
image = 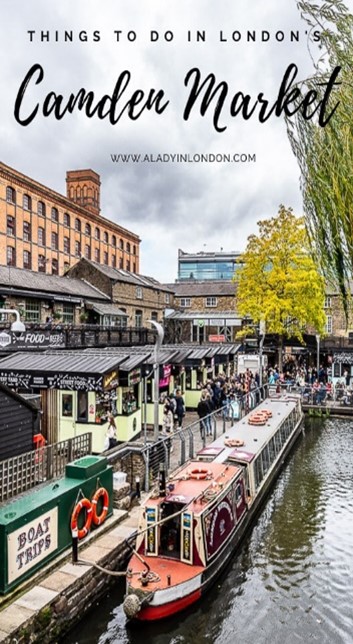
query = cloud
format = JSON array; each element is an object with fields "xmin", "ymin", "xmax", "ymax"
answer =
[{"xmin": 1, "ymin": 0, "xmax": 349, "ymax": 281}]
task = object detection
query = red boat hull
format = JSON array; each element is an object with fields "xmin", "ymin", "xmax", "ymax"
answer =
[{"xmin": 137, "ymin": 588, "xmax": 202, "ymax": 621}]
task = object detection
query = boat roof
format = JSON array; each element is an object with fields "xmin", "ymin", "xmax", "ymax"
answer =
[
  {"xmin": 210, "ymin": 395, "xmax": 301, "ymax": 464},
  {"xmin": 147, "ymin": 461, "xmax": 241, "ymax": 516}
]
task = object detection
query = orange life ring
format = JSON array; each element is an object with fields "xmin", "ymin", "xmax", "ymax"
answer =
[
  {"xmin": 224, "ymin": 438, "xmax": 245, "ymax": 448},
  {"xmin": 189, "ymin": 468, "xmax": 211, "ymax": 481},
  {"xmin": 91, "ymin": 487, "xmax": 109, "ymax": 526},
  {"xmin": 71, "ymin": 498, "xmax": 93, "ymax": 539}
]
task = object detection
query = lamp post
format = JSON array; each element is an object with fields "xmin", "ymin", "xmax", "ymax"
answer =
[
  {"xmin": 316, "ymin": 334, "xmax": 320, "ymax": 376},
  {"xmin": 259, "ymin": 320, "xmax": 266, "ymax": 388},
  {"xmin": 148, "ymin": 320, "xmax": 165, "ymax": 442},
  {"xmin": 0, "ymin": 308, "xmax": 26, "ymax": 334}
]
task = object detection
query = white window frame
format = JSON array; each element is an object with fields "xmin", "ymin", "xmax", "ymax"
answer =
[
  {"xmin": 165, "ymin": 293, "xmax": 170, "ymax": 304},
  {"xmin": 324, "ymin": 296, "xmax": 332, "ymax": 308},
  {"xmin": 325, "ymin": 314, "xmax": 333, "ymax": 334},
  {"xmin": 205, "ymin": 297, "xmax": 217, "ymax": 308},
  {"xmin": 180, "ymin": 297, "xmax": 191, "ymax": 308},
  {"xmin": 136, "ymin": 287, "xmax": 143, "ymax": 299}
]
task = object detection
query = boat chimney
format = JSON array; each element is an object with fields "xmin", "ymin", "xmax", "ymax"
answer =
[{"xmin": 158, "ymin": 463, "xmax": 166, "ymax": 497}]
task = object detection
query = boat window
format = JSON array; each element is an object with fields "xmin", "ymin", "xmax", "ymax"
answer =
[{"xmin": 160, "ymin": 502, "xmax": 182, "ymax": 559}]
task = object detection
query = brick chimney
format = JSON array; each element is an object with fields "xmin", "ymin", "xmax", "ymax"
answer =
[{"xmin": 66, "ymin": 169, "xmax": 101, "ymax": 215}]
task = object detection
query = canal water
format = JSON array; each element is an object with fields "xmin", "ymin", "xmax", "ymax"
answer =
[{"xmin": 63, "ymin": 417, "xmax": 353, "ymax": 644}]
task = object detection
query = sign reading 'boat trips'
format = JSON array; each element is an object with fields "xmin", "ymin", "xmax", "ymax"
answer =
[{"xmin": 7, "ymin": 508, "xmax": 58, "ymax": 583}]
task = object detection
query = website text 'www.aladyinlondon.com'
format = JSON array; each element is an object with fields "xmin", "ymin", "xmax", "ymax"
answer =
[{"xmin": 110, "ymin": 152, "xmax": 256, "ymax": 163}]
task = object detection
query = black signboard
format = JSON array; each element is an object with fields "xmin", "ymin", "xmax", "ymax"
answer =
[
  {"xmin": 0, "ymin": 370, "xmax": 103, "ymax": 392},
  {"xmin": 0, "ymin": 329, "xmax": 65, "ymax": 351}
]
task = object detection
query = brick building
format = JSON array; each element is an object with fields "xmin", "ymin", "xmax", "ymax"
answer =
[
  {"xmin": 0, "ymin": 161, "xmax": 140, "ymax": 276},
  {"xmin": 67, "ymin": 258, "xmax": 174, "ymax": 327},
  {"xmin": 164, "ymin": 280, "xmax": 241, "ymax": 343}
]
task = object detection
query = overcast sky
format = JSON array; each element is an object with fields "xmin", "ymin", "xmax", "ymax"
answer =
[{"xmin": 0, "ymin": 1, "xmax": 349, "ymax": 282}]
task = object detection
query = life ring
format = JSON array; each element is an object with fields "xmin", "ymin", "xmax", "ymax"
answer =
[
  {"xmin": 224, "ymin": 438, "xmax": 245, "ymax": 448},
  {"xmin": 189, "ymin": 468, "xmax": 211, "ymax": 481},
  {"xmin": 71, "ymin": 498, "xmax": 93, "ymax": 539},
  {"xmin": 91, "ymin": 487, "xmax": 109, "ymax": 526}
]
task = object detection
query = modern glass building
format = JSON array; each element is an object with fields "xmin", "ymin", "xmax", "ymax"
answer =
[{"xmin": 178, "ymin": 249, "xmax": 242, "ymax": 281}]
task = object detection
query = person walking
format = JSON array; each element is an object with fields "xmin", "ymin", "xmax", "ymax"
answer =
[
  {"xmin": 174, "ymin": 389, "xmax": 185, "ymax": 428},
  {"xmin": 197, "ymin": 393, "xmax": 210, "ymax": 440}
]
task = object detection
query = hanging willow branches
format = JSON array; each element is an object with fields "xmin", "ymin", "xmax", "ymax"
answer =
[{"xmin": 286, "ymin": 1, "xmax": 353, "ymax": 317}]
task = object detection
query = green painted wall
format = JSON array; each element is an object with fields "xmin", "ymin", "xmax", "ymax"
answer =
[{"xmin": 0, "ymin": 456, "xmax": 113, "ymax": 594}]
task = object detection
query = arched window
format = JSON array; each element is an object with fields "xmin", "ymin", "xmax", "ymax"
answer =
[
  {"xmin": 23, "ymin": 194, "xmax": 32, "ymax": 211},
  {"xmin": 51, "ymin": 207, "xmax": 59, "ymax": 222},
  {"xmin": 75, "ymin": 218, "xmax": 81, "ymax": 232},
  {"xmin": 6, "ymin": 186, "xmax": 16, "ymax": 204},
  {"xmin": 38, "ymin": 201, "xmax": 46, "ymax": 217},
  {"xmin": 64, "ymin": 212, "xmax": 70, "ymax": 227},
  {"xmin": 120, "ymin": 238, "xmax": 124, "ymax": 250},
  {"xmin": 103, "ymin": 231, "xmax": 108, "ymax": 244},
  {"xmin": 126, "ymin": 242, "xmax": 131, "ymax": 253},
  {"xmin": 85, "ymin": 223, "xmax": 91, "ymax": 235},
  {"xmin": 95, "ymin": 227, "xmax": 100, "ymax": 240},
  {"xmin": 112, "ymin": 235, "xmax": 117, "ymax": 247}
]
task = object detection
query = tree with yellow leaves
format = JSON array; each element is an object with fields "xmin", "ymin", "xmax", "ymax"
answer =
[{"xmin": 235, "ymin": 206, "xmax": 326, "ymax": 370}]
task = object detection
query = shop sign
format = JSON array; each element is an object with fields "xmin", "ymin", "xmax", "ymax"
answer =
[
  {"xmin": 209, "ymin": 334, "xmax": 225, "ymax": 342},
  {"xmin": 0, "ymin": 371, "xmax": 103, "ymax": 391},
  {"xmin": 103, "ymin": 371, "xmax": 119, "ymax": 390},
  {"xmin": 0, "ymin": 329, "xmax": 65, "ymax": 350},
  {"xmin": 128, "ymin": 368, "xmax": 141, "ymax": 386},
  {"xmin": 333, "ymin": 352, "xmax": 353, "ymax": 364},
  {"xmin": 7, "ymin": 508, "xmax": 58, "ymax": 583}
]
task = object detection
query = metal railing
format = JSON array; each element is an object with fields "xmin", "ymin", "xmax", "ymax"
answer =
[
  {"xmin": 140, "ymin": 384, "xmax": 269, "ymax": 492},
  {"xmin": 0, "ymin": 432, "xmax": 92, "ymax": 503}
]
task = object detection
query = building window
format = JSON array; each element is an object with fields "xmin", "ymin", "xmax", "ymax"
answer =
[
  {"xmin": 64, "ymin": 212, "xmax": 70, "ymax": 227},
  {"xmin": 24, "ymin": 299, "xmax": 40, "ymax": 322},
  {"xmin": 62, "ymin": 394, "xmax": 73, "ymax": 417},
  {"xmin": 64, "ymin": 236, "xmax": 70, "ymax": 254},
  {"xmin": 126, "ymin": 260, "xmax": 131, "ymax": 271},
  {"xmin": 95, "ymin": 227, "xmax": 100, "ymax": 240},
  {"xmin": 38, "ymin": 227, "xmax": 45, "ymax": 247},
  {"xmin": 103, "ymin": 251, "xmax": 108, "ymax": 264},
  {"xmin": 7, "ymin": 216, "xmax": 15, "ymax": 236},
  {"xmin": 51, "ymin": 207, "xmax": 59, "ymax": 222},
  {"xmin": 135, "ymin": 310, "xmax": 143, "ymax": 327},
  {"xmin": 52, "ymin": 258, "xmax": 59, "ymax": 275},
  {"xmin": 103, "ymin": 231, "xmax": 108, "ymax": 244},
  {"xmin": 6, "ymin": 246, "xmax": 16, "ymax": 266},
  {"xmin": 324, "ymin": 296, "xmax": 332, "ymax": 309},
  {"xmin": 119, "ymin": 257, "xmax": 123, "ymax": 269},
  {"xmin": 180, "ymin": 297, "xmax": 191, "ymax": 308},
  {"xmin": 77, "ymin": 391, "xmax": 88, "ymax": 421},
  {"xmin": 85, "ymin": 223, "xmax": 91, "ymax": 236},
  {"xmin": 136, "ymin": 287, "xmax": 143, "ymax": 299},
  {"xmin": 6, "ymin": 186, "xmax": 16, "ymax": 204},
  {"xmin": 75, "ymin": 241, "xmax": 81, "ymax": 257},
  {"xmin": 112, "ymin": 255, "xmax": 116, "ymax": 268},
  {"xmin": 85, "ymin": 245, "xmax": 91, "ymax": 260},
  {"xmin": 112, "ymin": 235, "xmax": 117, "ymax": 247},
  {"xmin": 38, "ymin": 255, "xmax": 47, "ymax": 273},
  {"xmin": 165, "ymin": 293, "xmax": 170, "ymax": 304},
  {"xmin": 126, "ymin": 242, "xmax": 131, "ymax": 253},
  {"xmin": 120, "ymin": 238, "xmax": 124, "ymax": 250},
  {"xmin": 151, "ymin": 311, "xmax": 158, "ymax": 321},
  {"xmin": 95, "ymin": 248, "xmax": 100, "ymax": 262},
  {"xmin": 205, "ymin": 297, "xmax": 217, "ymax": 307},
  {"xmin": 23, "ymin": 194, "xmax": 32, "ymax": 211},
  {"xmin": 75, "ymin": 218, "xmax": 81, "ymax": 232},
  {"xmin": 23, "ymin": 250, "xmax": 32, "ymax": 270},
  {"xmin": 133, "ymin": 244, "xmax": 136, "ymax": 255},
  {"xmin": 63, "ymin": 304, "xmax": 74, "ymax": 324},
  {"xmin": 133, "ymin": 263, "xmax": 136, "ymax": 273},
  {"xmin": 325, "ymin": 315, "xmax": 333, "ymax": 334},
  {"xmin": 51, "ymin": 231, "xmax": 58, "ymax": 250},
  {"xmin": 38, "ymin": 201, "xmax": 46, "ymax": 217},
  {"xmin": 23, "ymin": 221, "xmax": 31, "ymax": 241}
]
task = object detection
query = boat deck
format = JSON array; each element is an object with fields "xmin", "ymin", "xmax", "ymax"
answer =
[
  {"xmin": 128, "ymin": 553, "xmax": 204, "ymax": 592},
  {"xmin": 208, "ymin": 396, "xmax": 300, "ymax": 464}
]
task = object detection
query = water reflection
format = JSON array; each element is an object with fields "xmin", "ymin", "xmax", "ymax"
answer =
[{"xmin": 63, "ymin": 418, "xmax": 353, "ymax": 644}]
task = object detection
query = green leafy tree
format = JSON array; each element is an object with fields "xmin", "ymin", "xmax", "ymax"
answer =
[
  {"xmin": 234, "ymin": 206, "xmax": 326, "ymax": 369},
  {"xmin": 286, "ymin": 1, "xmax": 353, "ymax": 315}
]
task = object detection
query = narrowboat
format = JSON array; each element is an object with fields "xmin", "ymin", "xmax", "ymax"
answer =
[{"xmin": 123, "ymin": 394, "xmax": 303, "ymax": 621}]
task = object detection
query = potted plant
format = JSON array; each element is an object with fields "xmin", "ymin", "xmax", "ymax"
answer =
[
  {"xmin": 95, "ymin": 408, "xmax": 104, "ymax": 424},
  {"xmin": 80, "ymin": 311, "xmax": 88, "ymax": 323}
]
